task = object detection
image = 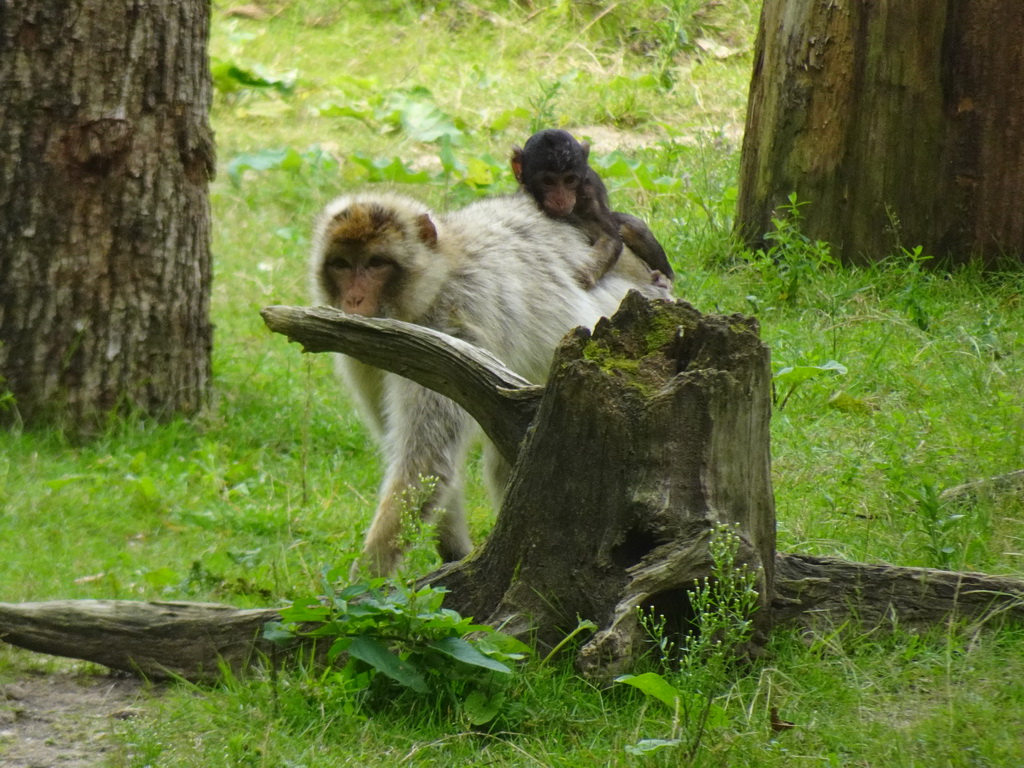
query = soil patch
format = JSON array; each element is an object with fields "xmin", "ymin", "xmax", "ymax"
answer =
[{"xmin": 0, "ymin": 656, "xmax": 151, "ymax": 768}]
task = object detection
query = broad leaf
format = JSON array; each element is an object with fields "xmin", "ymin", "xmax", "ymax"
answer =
[
  {"xmin": 624, "ymin": 739, "xmax": 682, "ymax": 756},
  {"xmin": 348, "ymin": 636, "xmax": 427, "ymax": 693},
  {"xmin": 615, "ymin": 672, "xmax": 683, "ymax": 710},
  {"xmin": 773, "ymin": 360, "xmax": 848, "ymax": 386},
  {"xmin": 211, "ymin": 60, "xmax": 296, "ymax": 94},
  {"xmin": 462, "ymin": 156, "xmax": 497, "ymax": 188},
  {"xmin": 347, "ymin": 153, "xmax": 431, "ymax": 184},
  {"xmin": 227, "ymin": 148, "xmax": 301, "ymax": 185},
  {"xmin": 473, "ymin": 631, "xmax": 532, "ymax": 659},
  {"xmin": 394, "ymin": 96, "xmax": 463, "ymax": 144},
  {"xmin": 428, "ymin": 637, "xmax": 511, "ymax": 674},
  {"xmin": 315, "ymin": 101, "xmax": 375, "ymax": 123},
  {"xmin": 327, "ymin": 636, "xmax": 351, "ymax": 664},
  {"xmin": 277, "ymin": 598, "xmax": 331, "ymax": 623},
  {"xmin": 463, "ymin": 689, "xmax": 506, "ymax": 725},
  {"xmin": 262, "ymin": 621, "xmax": 295, "ymax": 645}
]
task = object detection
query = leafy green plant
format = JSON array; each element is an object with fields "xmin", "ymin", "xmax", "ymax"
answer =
[
  {"xmin": 648, "ymin": 0, "xmax": 702, "ymax": 89},
  {"xmin": 263, "ymin": 476, "xmax": 528, "ymax": 725},
  {"xmin": 437, "ymin": 136, "xmax": 506, "ymax": 202},
  {"xmin": 617, "ymin": 523, "xmax": 761, "ymax": 762},
  {"xmin": 0, "ymin": 381, "xmax": 18, "ymax": 430},
  {"xmin": 211, "ymin": 59, "xmax": 297, "ymax": 97},
  {"xmin": 346, "ymin": 152, "xmax": 432, "ymax": 184},
  {"xmin": 904, "ymin": 481, "xmax": 966, "ymax": 570},
  {"xmin": 528, "ymin": 79, "xmax": 567, "ymax": 133},
  {"xmin": 772, "ymin": 359, "xmax": 848, "ymax": 410},
  {"xmin": 589, "ymin": 150, "xmax": 682, "ymax": 194},
  {"xmin": 265, "ymin": 574, "xmax": 529, "ymax": 725},
  {"xmin": 895, "ymin": 244, "xmax": 935, "ymax": 331},
  {"xmin": 378, "ymin": 89, "xmax": 465, "ymax": 145},
  {"xmin": 744, "ymin": 193, "xmax": 837, "ymax": 306},
  {"xmin": 226, "ymin": 140, "xmax": 506, "ymax": 196},
  {"xmin": 226, "ymin": 145, "xmax": 338, "ymax": 185}
]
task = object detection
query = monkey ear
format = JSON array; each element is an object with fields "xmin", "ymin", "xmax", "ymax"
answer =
[
  {"xmin": 510, "ymin": 147, "xmax": 524, "ymax": 183},
  {"xmin": 415, "ymin": 213, "xmax": 438, "ymax": 247},
  {"xmin": 580, "ymin": 141, "xmax": 591, "ymax": 161}
]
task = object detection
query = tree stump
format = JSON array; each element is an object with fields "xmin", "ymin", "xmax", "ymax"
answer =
[
  {"xmin": 735, "ymin": 0, "xmax": 1024, "ymax": 266},
  {"xmin": 420, "ymin": 294, "xmax": 776, "ymax": 679}
]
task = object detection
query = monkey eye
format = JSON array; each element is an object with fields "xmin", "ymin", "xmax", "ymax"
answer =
[
  {"xmin": 367, "ymin": 255, "xmax": 392, "ymax": 269},
  {"xmin": 326, "ymin": 256, "xmax": 350, "ymax": 271},
  {"xmin": 563, "ymin": 174, "xmax": 578, "ymax": 185}
]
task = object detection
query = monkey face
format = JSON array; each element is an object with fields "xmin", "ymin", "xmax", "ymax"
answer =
[
  {"xmin": 534, "ymin": 171, "xmax": 579, "ymax": 218},
  {"xmin": 511, "ymin": 130, "xmax": 591, "ymax": 219},
  {"xmin": 322, "ymin": 248, "xmax": 400, "ymax": 317},
  {"xmin": 312, "ymin": 197, "xmax": 438, "ymax": 320}
]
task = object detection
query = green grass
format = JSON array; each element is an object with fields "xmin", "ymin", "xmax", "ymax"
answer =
[{"xmin": 3, "ymin": 0, "xmax": 1024, "ymax": 765}]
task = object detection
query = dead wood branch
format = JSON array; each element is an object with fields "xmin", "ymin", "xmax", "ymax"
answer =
[
  {"xmin": 940, "ymin": 469, "xmax": 1024, "ymax": 505},
  {"xmin": 774, "ymin": 553, "xmax": 1024, "ymax": 630},
  {"xmin": 260, "ymin": 305, "xmax": 541, "ymax": 463},
  {"xmin": 0, "ymin": 600, "xmax": 280, "ymax": 682}
]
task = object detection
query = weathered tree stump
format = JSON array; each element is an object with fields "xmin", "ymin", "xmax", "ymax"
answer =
[{"xmin": 418, "ymin": 295, "xmax": 776, "ymax": 679}]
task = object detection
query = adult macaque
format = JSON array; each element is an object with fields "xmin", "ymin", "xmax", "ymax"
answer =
[
  {"xmin": 310, "ymin": 192, "xmax": 672, "ymax": 576},
  {"xmin": 511, "ymin": 128, "xmax": 675, "ymax": 288}
]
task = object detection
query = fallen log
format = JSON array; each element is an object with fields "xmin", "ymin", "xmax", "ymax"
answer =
[
  {"xmin": 773, "ymin": 553, "xmax": 1024, "ymax": 630},
  {"xmin": 0, "ymin": 601, "xmax": 280, "ymax": 682},
  {"xmin": 3, "ymin": 554, "xmax": 1023, "ymax": 681},
  {"xmin": 939, "ymin": 469, "xmax": 1024, "ymax": 505}
]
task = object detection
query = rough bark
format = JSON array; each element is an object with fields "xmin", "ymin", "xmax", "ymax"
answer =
[
  {"xmin": 735, "ymin": 0, "xmax": 1024, "ymax": 266},
  {"xmin": 0, "ymin": 601, "xmax": 280, "ymax": 682},
  {"xmin": 0, "ymin": 1, "xmax": 215, "ymax": 428},
  {"xmin": 422, "ymin": 294, "xmax": 777, "ymax": 680},
  {"xmin": 774, "ymin": 553, "xmax": 1024, "ymax": 631}
]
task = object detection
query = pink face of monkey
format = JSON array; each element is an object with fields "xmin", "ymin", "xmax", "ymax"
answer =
[
  {"xmin": 317, "ymin": 202, "xmax": 437, "ymax": 317},
  {"xmin": 322, "ymin": 250, "xmax": 398, "ymax": 316},
  {"xmin": 511, "ymin": 129, "xmax": 591, "ymax": 220},
  {"xmin": 532, "ymin": 170, "xmax": 580, "ymax": 218}
]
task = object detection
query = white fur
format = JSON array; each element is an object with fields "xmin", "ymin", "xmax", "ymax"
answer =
[{"xmin": 310, "ymin": 192, "xmax": 672, "ymax": 575}]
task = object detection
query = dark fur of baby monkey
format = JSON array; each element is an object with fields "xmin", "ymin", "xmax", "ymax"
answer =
[{"xmin": 511, "ymin": 128, "xmax": 674, "ymax": 288}]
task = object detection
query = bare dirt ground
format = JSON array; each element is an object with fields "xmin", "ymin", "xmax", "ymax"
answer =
[{"xmin": 0, "ymin": 651, "xmax": 153, "ymax": 768}]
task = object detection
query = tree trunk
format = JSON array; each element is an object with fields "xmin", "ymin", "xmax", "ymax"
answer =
[
  {"xmin": 0, "ymin": 1, "xmax": 215, "ymax": 428},
  {"xmin": 735, "ymin": 0, "xmax": 1024, "ymax": 266}
]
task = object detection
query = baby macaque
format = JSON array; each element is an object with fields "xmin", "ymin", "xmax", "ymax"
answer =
[{"xmin": 511, "ymin": 128, "xmax": 674, "ymax": 289}]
